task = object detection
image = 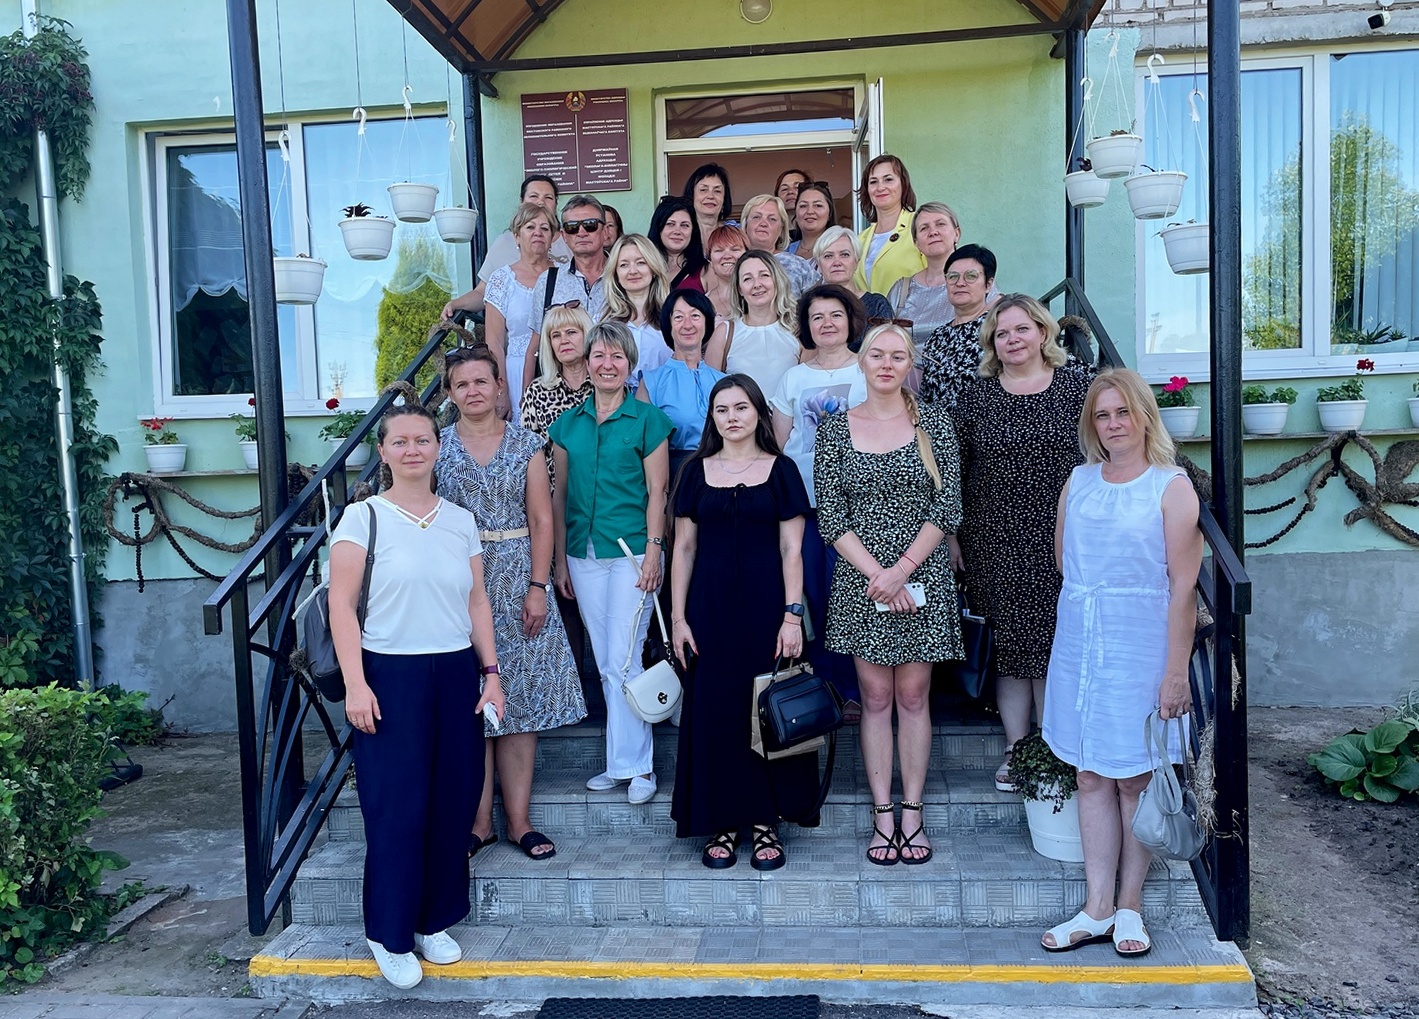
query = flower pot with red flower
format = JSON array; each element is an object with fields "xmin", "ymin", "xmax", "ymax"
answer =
[
  {"xmin": 318, "ymin": 398, "xmax": 372, "ymax": 468},
  {"xmin": 231, "ymin": 397, "xmax": 261, "ymax": 469},
  {"xmin": 1155, "ymin": 376, "xmax": 1201, "ymax": 439},
  {"xmin": 1315, "ymin": 359, "xmax": 1372, "ymax": 432},
  {"xmin": 141, "ymin": 416, "xmax": 187, "ymax": 473}
]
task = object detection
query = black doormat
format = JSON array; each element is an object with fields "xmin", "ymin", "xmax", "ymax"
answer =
[{"xmin": 537, "ymin": 995, "xmax": 819, "ymax": 1019}]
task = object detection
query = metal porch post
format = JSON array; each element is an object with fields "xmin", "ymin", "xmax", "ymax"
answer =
[
  {"xmin": 1063, "ymin": 27, "xmax": 1086, "ymax": 314},
  {"xmin": 1206, "ymin": 0, "xmax": 1250, "ymax": 944},
  {"xmin": 462, "ymin": 73, "xmax": 490, "ymax": 278}
]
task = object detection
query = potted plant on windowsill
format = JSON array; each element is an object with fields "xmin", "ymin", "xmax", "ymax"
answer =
[
  {"xmin": 231, "ymin": 397, "xmax": 260, "ymax": 470},
  {"xmin": 1085, "ymin": 128, "xmax": 1143, "ymax": 180},
  {"xmin": 141, "ymin": 416, "xmax": 186, "ymax": 473},
  {"xmin": 318, "ymin": 398, "xmax": 371, "ymax": 468},
  {"xmin": 387, "ymin": 182, "xmax": 439, "ymax": 223},
  {"xmin": 1155, "ymin": 376, "xmax": 1201, "ymax": 439},
  {"xmin": 1241, "ymin": 385, "xmax": 1298, "ymax": 436},
  {"xmin": 273, "ymin": 252, "xmax": 327, "ymax": 305},
  {"xmin": 1410, "ymin": 380, "xmax": 1419, "ymax": 428},
  {"xmin": 1315, "ymin": 358, "xmax": 1373, "ymax": 432},
  {"xmin": 1064, "ymin": 156, "xmax": 1111, "ymax": 209},
  {"xmin": 1159, "ymin": 220, "xmax": 1209, "ymax": 275},
  {"xmin": 1007, "ymin": 732, "xmax": 1082, "ymax": 863},
  {"xmin": 433, "ymin": 204, "xmax": 480, "ymax": 243},
  {"xmin": 338, "ymin": 203, "xmax": 396, "ymax": 261}
]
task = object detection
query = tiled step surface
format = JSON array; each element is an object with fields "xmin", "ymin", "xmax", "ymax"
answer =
[
  {"xmin": 251, "ymin": 921, "xmax": 1256, "ymax": 1007},
  {"xmin": 291, "ymin": 829, "xmax": 1208, "ymax": 929}
]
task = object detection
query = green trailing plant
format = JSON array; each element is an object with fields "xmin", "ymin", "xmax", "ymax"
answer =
[
  {"xmin": 0, "ymin": 17, "xmax": 94, "ymax": 201},
  {"xmin": 1006, "ymin": 731, "xmax": 1078, "ymax": 812},
  {"xmin": 1242, "ymin": 385, "xmax": 1298, "ymax": 405},
  {"xmin": 1308, "ymin": 719, "xmax": 1419, "ymax": 803},
  {"xmin": 93, "ymin": 686, "xmax": 168, "ymax": 747}
]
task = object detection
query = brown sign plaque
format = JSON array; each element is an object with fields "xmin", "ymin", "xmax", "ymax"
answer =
[{"xmin": 521, "ymin": 88, "xmax": 631, "ymax": 192}]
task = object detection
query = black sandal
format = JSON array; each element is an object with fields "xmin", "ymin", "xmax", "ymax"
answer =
[
  {"xmin": 897, "ymin": 800, "xmax": 933, "ymax": 865},
  {"xmin": 866, "ymin": 803, "xmax": 899, "ymax": 866},
  {"xmin": 467, "ymin": 831, "xmax": 498, "ymax": 859},
  {"xmin": 749, "ymin": 825, "xmax": 785, "ymax": 872},
  {"xmin": 701, "ymin": 831, "xmax": 739, "ymax": 869},
  {"xmin": 514, "ymin": 830, "xmax": 557, "ymax": 860}
]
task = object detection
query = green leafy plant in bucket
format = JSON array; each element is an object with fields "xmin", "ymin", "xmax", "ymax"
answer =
[
  {"xmin": 1308, "ymin": 719, "xmax": 1419, "ymax": 803},
  {"xmin": 1241, "ymin": 385, "xmax": 1298, "ymax": 405},
  {"xmin": 1006, "ymin": 731, "xmax": 1078, "ymax": 812}
]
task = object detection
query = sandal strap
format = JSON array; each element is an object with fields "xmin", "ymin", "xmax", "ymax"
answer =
[
  {"xmin": 1113, "ymin": 908, "xmax": 1150, "ymax": 950},
  {"xmin": 901, "ymin": 800, "xmax": 925, "ymax": 811},
  {"xmin": 706, "ymin": 831, "xmax": 738, "ymax": 851},
  {"xmin": 751, "ymin": 827, "xmax": 782, "ymax": 853},
  {"xmin": 1045, "ymin": 909, "xmax": 1116, "ymax": 946},
  {"xmin": 871, "ymin": 802, "xmax": 896, "ymax": 815}
]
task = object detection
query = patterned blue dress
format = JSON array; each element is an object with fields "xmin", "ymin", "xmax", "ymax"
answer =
[{"xmin": 437, "ymin": 423, "xmax": 586, "ymax": 736}]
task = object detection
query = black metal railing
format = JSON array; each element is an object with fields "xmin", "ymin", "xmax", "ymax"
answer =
[
  {"xmin": 203, "ymin": 322, "xmax": 456, "ymax": 935},
  {"xmin": 1041, "ymin": 277, "xmax": 1253, "ymax": 944}
]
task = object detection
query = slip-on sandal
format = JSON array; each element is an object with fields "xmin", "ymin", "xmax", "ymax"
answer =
[
  {"xmin": 896, "ymin": 800, "xmax": 933, "ymax": 865},
  {"xmin": 1041, "ymin": 909, "xmax": 1116, "ymax": 952},
  {"xmin": 701, "ymin": 831, "xmax": 739, "ymax": 869},
  {"xmin": 749, "ymin": 826, "xmax": 786, "ymax": 872},
  {"xmin": 1112, "ymin": 908, "xmax": 1152, "ymax": 957},
  {"xmin": 515, "ymin": 830, "xmax": 557, "ymax": 860},
  {"xmin": 467, "ymin": 831, "xmax": 498, "ymax": 859}
]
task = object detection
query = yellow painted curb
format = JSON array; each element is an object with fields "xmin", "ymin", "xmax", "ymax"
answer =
[{"xmin": 251, "ymin": 954, "xmax": 1252, "ymax": 985}]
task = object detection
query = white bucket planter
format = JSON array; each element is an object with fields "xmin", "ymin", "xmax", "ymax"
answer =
[
  {"xmin": 1064, "ymin": 170, "xmax": 1111, "ymax": 209},
  {"xmin": 433, "ymin": 207, "xmax": 480, "ymax": 242},
  {"xmin": 327, "ymin": 438, "xmax": 371, "ymax": 469},
  {"xmin": 338, "ymin": 216, "xmax": 396, "ymax": 261},
  {"xmin": 239, "ymin": 440, "xmax": 260, "ymax": 471},
  {"xmin": 388, "ymin": 182, "xmax": 439, "ymax": 223},
  {"xmin": 1317, "ymin": 399, "xmax": 1367, "ymax": 432},
  {"xmin": 143, "ymin": 444, "xmax": 188, "ymax": 474},
  {"xmin": 1125, "ymin": 171, "xmax": 1187, "ymax": 220},
  {"xmin": 1242, "ymin": 403, "xmax": 1291, "ymax": 436},
  {"xmin": 273, "ymin": 256, "xmax": 326, "ymax": 305},
  {"xmin": 1158, "ymin": 405, "xmax": 1202, "ymax": 440},
  {"xmin": 1023, "ymin": 794, "xmax": 1084, "ymax": 863},
  {"xmin": 1409, "ymin": 397, "xmax": 1419, "ymax": 428},
  {"xmin": 1085, "ymin": 134, "xmax": 1143, "ymax": 179},
  {"xmin": 1160, "ymin": 222, "xmax": 1209, "ymax": 275}
]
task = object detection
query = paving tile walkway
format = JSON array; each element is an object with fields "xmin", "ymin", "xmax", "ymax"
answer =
[{"xmin": 0, "ymin": 995, "xmax": 303, "ymax": 1019}]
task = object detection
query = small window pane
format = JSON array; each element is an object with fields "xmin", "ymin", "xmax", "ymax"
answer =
[
  {"xmin": 665, "ymin": 89, "xmax": 855, "ymax": 140},
  {"xmin": 1329, "ymin": 50, "xmax": 1419, "ymax": 356}
]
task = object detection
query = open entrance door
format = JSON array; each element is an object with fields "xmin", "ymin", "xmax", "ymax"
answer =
[{"xmin": 851, "ymin": 78, "xmax": 884, "ymax": 230}]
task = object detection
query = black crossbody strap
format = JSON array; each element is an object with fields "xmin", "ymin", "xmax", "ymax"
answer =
[
  {"xmin": 542, "ymin": 266, "xmax": 559, "ymax": 311},
  {"xmin": 354, "ymin": 504, "xmax": 377, "ymax": 632}
]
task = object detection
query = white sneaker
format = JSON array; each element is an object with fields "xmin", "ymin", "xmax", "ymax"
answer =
[
  {"xmin": 586, "ymin": 771, "xmax": 625, "ymax": 791},
  {"xmin": 628, "ymin": 774, "xmax": 657, "ymax": 804},
  {"xmin": 414, "ymin": 929, "xmax": 463, "ymax": 965},
  {"xmin": 366, "ymin": 938, "xmax": 423, "ymax": 989}
]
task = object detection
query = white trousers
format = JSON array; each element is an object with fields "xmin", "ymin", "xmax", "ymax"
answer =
[{"xmin": 566, "ymin": 548, "xmax": 656, "ymax": 778}]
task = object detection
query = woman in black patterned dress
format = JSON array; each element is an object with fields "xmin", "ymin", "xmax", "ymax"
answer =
[
  {"xmin": 918, "ymin": 244, "xmax": 997, "ymax": 409},
  {"xmin": 949, "ymin": 294, "xmax": 1090, "ymax": 792}
]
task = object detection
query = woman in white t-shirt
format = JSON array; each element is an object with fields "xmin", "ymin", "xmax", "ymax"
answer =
[
  {"xmin": 599, "ymin": 234, "xmax": 674, "ymax": 385},
  {"xmin": 770, "ymin": 284, "xmax": 868, "ymax": 708},
  {"xmin": 705, "ymin": 250, "xmax": 802, "ymax": 400},
  {"xmin": 329, "ymin": 386, "xmax": 505, "ymax": 992}
]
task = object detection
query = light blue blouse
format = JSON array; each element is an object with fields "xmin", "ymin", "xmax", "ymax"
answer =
[{"xmin": 639, "ymin": 357, "xmax": 727, "ymax": 452}]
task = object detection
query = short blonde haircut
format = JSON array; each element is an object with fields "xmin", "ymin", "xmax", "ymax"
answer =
[
  {"xmin": 739, "ymin": 193, "xmax": 792, "ymax": 252},
  {"xmin": 602, "ymin": 234, "xmax": 671, "ymax": 326},
  {"xmin": 534, "ymin": 304, "xmax": 595, "ymax": 389},
  {"xmin": 510, "ymin": 201, "xmax": 559, "ymax": 236},
  {"xmin": 813, "ymin": 225, "xmax": 861, "ymax": 263},
  {"xmin": 858, "ymin": 323, "xmax": 942, "ymax": 490},
  {"xmin": 1078, "ymin": 368, "xmax": 1177, "ymax": 467},
  {"xmin": 911, "ymin": 200, "xmax": 960, "ymax": 241},
  {"xmin": 730, "ymin": 251, "xmax": 797, "ymax": 332},
  {"xmin": 978, "ymin": 294, "xmax": 1069, "ymax": 378}
]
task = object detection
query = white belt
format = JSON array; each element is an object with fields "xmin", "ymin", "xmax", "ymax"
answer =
[
  {"xmin": 1063, "ymin": 580, "xmax": 1170, "ymax": 713},
  {"xmin": 479, "ymin": 527, "xmax": 530, "ymax": 542}
]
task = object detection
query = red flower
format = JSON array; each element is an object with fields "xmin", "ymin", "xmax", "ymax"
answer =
[
  {"xmin": 247, "ymin": 396, "xmax": 257, "ymax": 406},
  {"xmin": 141, "ymin": 417, "xmax": 172, "ymax": 431},
  {"xmin": 1356, "ymin": 358, "xmax": 1376, "ymax": 373},
  {"xmin": 325, "ymin": 398, "xmax": 340, "ymax": 411},
  {"xmin": 1163, "ymin": 376, "xmax": 1189, "ymax": 393}
]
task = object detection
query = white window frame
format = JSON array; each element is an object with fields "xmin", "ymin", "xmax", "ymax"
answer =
[{"xmin": 1134, "ymin": 44, "xmax": 1419, "ymax": 382}]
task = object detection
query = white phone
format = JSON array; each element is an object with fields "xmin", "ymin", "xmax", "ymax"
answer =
[{"xmin": 875, "ymin": 581, "xmax": 927, "ymax": 612}]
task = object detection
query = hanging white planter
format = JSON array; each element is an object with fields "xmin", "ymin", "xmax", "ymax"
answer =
[
  {"xmin": 238, "ymin": 440, "xmax": 260, "ymax": 471},
  {"xmin": 1085, "ymin": 134, "xmax": 1142, "ymax": 179},
  {"xmin": 1242, "ymin": 403, "xmax": 1291, "ymax": 436},
  {"xmin": 338, "ymin": 216, "xmax": 396, "ymax": 260},
  {"xmin": 433, "ymin": 207, "xmax": 480, "ymax": 243},
  {"xmin": 388, "ymin": 182, "xmax": 439, "ymax": 223},
  {"xmin": 1023, "ymin": 792, "xmax": 1084, "ymax": 863},
  {"xmin": 1064, "ymin": 170, "xmax": 1111, "ymax": 209},
  {"xmin": 1158, "ymin": 405, "xmax": 1202, "ymax": 440},
  {"xmin": 273, "ymin": 255, "xmax": 327, "ymax": 305},
  {"xmin": 143, "ymin": 444, "xmax": 188, "ymax": 474},
  {"xmin": 1316, "ymin": 399, "xmax": 1368, "ymax": 432},
  {"xmin": 1160, "ymin": 222, "xmax": 1209, "ymax": 275},
  {"xmin": 1125, "ymin": 171, "xmax": 1187, "ymax": 220}
]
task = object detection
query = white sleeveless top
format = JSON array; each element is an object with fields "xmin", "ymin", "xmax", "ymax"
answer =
[
  {"xmin": 1042, "ymin": 463, "xmax": 1187, "ymax": 778},
  {"xmin": 725, "ymin": 320, "xmax": 800, "ymax": 400}
]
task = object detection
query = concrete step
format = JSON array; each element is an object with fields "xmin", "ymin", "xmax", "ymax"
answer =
[
  {"xmin": 290, "ymin": 830, "xmax": 1208, "ymax": 929},
  {"xmin": 325, "ymin": 767, "xmax": 1025, "ymax": 845},
  {"xmin": 250, "ymin": 921, "xmax": 1255, "ymax": 1007}
]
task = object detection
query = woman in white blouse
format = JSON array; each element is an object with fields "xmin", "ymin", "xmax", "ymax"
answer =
[{"xmin": 484, "ymin": 202, "xmax": 559, "ymax": 420}]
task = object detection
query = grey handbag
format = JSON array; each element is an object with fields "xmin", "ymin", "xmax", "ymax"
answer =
[{"xmin": 1131, "ymin": 709, "xmax": 1206, "ymax": 861}]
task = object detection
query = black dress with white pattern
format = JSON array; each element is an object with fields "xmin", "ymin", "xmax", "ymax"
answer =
[
  {"xmin": 950, "ymin": 370, "xmax": 1089, "ymax": 684},
  {"xmin": 919, "ymin": 314, "xmax": 987, "ymax": 409}
]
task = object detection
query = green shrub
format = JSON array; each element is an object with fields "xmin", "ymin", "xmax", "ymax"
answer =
[
  {"xmin": 373, "ymin": 235, "xmax": 452, "ymax": 394},
  {"xmin": 93, "ymin": 686, "xmax": 168, "ymax": 747},
  {"xmin": 0, "ymin": 685, "xmax": 129, "ymax": 984},
  {"xmin": 1309, "ymin": 719, "xmax": 1419, "ymax": 803},
  {"xmin": 1006, "ymin": 731, "xmax": 1078, "ymax": 811}
]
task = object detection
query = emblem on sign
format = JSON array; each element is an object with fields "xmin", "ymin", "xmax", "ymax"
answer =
[{"xmin": 565, "ymin": 91, "xmax": 587, "ymax": 112}]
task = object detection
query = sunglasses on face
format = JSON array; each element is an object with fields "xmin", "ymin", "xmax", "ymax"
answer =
[
  {"xmin": 867, "ymin": 317, "xmax": 915, "ymax": 329},
  {"xmin": 548, "ymin": 300, "xmax": 583, "ymax": 310},
  {"xmin": 444, "ymin": 343, "xmax": 490, "ymax": 364},
  {"xmin": 946, "ymin": 270, "xmax": 985, "ymax": 284},
  {"xmin": 562, "ymin": 219, "xmax": 604, "ymax": 234}
]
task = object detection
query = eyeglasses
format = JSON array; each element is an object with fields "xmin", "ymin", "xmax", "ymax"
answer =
[
  {"xmin": 444, "ymin": 344, "xmax": 490, "ymax": 364},
  {"xmin": 548, "ymin": 300, "xmax": 582, "ymax": 310},
  {"xmin": 562, "ymin": 219, "xmax": 604, "ymax": 234},
  {"xmin": 867, "ymin": 317, "xmax": 915, "ymax": 329},
  {"xmin": 945, "ymin": 270, "xmax": 985, "ymax": 284}
]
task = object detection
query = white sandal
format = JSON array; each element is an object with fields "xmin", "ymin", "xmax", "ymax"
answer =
[
  {"xmin": 1112, "ymin": 908, "xmax": 1152, "ymax": 957},
  {"xmin": 1041, "ymin": 909, "xmax": 1116, "ymax": 952},
  {"xmin": 994, "ymin": 743, "xmax": 1016, "ymax": 792}
]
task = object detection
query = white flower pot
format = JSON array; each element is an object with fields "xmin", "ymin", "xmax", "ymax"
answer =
[
  {"xmin": 338, "ymin": 216, "xmax": 396, "ymax": 261},
  {"xmin": 1160, "ymin": 222, "xmax": 1209, "ymax": 275},
  {"xmin": 387, "ymin": 182, "xmax": 439, "ymax": 223},
  {"xmin": 1124, "ymin": 171, "xmax": 1188, "ymax": 220},
  {"xmin": 1317, "ymin": 399, "xmax": 1367, "ymax": 432},
  {"xmin": 433, "ymin": 207, "xmax": 480, "ymax": 242},
  {"xmin": 1409, "ymin": 397, "xmax": 1419, "ymax": 428},
  {"xmin": 1085, "ymin": 134, "xmax": 1143, "ymax": 179},
  {"xmin": 273, "ymin": 256, "xmax": 326, "ymax": 305},
  {"xmin": 1023, "ymin": 793, "xmax": 1084, "ymax": 863},
  {"xmin": 327, "ymin": 438, "xmax": 371, "ymax": 468},
  {"xmin": 1064, "ymin": 169, "xmax": 1111, "ymax": 209},
  {"xmin": 238, "ymin": 439, "xmax": 260, "ymax": 471},
  {"xmin": 1241, "ymin": 402, "xmax": 1290, "ymax": 436},
  {"xmin": 143, "ymin": 443, "xmax": 187, "ymax": 474},
  {"xmin": 1158, "ymin": 404, "xmax": 1202, "ymax": 439}
]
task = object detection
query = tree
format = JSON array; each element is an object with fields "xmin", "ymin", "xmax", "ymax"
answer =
[{"xmin": 373, "ymin": 233, "xmax": 452, "ymax": 393}]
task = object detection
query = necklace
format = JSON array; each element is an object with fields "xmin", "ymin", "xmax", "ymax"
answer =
[
  {"xmin": 381, "ymin": 495, "xmax": 441, "ymax": 529},
  {"xmin": 716, "ymin": 453, "xmax": 765, "ymax": 475},
  {"xmin": 813, "ymin": 350, "xmax": 856, "ymax": 371},
  {"xmin": 863, "ymin": 405, "xmax": 907, "ymax": 422}
]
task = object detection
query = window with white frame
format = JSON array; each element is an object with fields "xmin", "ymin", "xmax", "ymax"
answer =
[
  {"xmin": 1137, "ymin": 47, "xmax": 1419, "ymax": 378},
  {"xmin": 151, "ymin": 114, "xmax": 458, "ymax": 414}
]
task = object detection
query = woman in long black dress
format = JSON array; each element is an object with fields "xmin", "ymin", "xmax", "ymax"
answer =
[{"xmin": 669, "ymin": 374, "xmax": 818, "ymax": 871}]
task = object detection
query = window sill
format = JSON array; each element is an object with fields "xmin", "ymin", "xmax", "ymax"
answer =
[
  {"xmin": 138, "ymin": 469, "xmax": 258, "ymax": 478},
  {"xmin": 1175, "ymin": 427, "xmax": 1419, "ymax": 443}
]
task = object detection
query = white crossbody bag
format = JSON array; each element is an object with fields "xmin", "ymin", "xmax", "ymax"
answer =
[{"xmin": 617, "ymin": 538, "xmax": 683, "ymax": 724}]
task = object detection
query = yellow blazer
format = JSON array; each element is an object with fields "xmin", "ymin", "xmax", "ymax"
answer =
[{"xmin": 854, "ymin": 209, "xmax": 927, "ymax": 296}]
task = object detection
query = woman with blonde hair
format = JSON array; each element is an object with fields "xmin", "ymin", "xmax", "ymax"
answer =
[
  {"xmin": 949, "ymin": 293, "xmax": 1090, "ymax": 790},
  {"xmin": 740, "ymin": 193, "xmax": 821, "ymax": 299},
  {"xmin": 484, "ymin": 201, "xmax": 561, "ymax": 420},
  {"xmin": 1040, "ymin": 368, "xmax": 1199, "ymax": 958},
  {"xmin": 705, "ymin": 250, "xmax": 801, "ymax": 400},
  {"xmin": 813, "ymin": 226, "xmax": 894, "ymax": 325},
  {"xmin": 885, "ymin": 201, "xmax": 969, "ymax": 341},
  {"xmin": 814, "ymin": 322, "xmax": 963, "ymax": 867},
  {"xmin": 601, "ymin": 234, "xmax": 675, "ymax": 383}
]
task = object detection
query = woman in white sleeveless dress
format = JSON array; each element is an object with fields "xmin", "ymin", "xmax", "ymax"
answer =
[{"xmin": 1041, "ymin": 368, "xmax": 1202, "ymax": 959}]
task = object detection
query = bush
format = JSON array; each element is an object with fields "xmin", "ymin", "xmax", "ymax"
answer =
[
  {"xmin": 1006, "ymin": 731, "xmax": 1078, "ymax": 811},
  {"xmin": 373, "ymin": 234, "xmax": 452, "ymax": 394},
  {"xmin": 93, "ymin": 686, "xmax": 168, "ymax": 747},
  {"xmin": 1309, "ymin": 719, "xmax": 1419, "ymax": 803},
  {"xmin": 0, "ymin": 685, "xmax": 129, "ymax": 985}
]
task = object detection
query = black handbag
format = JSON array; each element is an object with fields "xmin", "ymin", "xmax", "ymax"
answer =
[
  {"xmin": 756, "ymin": 659, "xmax": 844, "ymax": 754},
  {"xmin": 301, "ymin": 505, "xmax": 377, "ymax": 702},
  {"xmin": 957, "ymin": 583, "xmax": 996, "ymax": 699}
]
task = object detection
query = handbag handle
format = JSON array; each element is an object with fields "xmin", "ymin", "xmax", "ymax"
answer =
[
  {"xmin": 355, "ymin": 502, "xmax": 378, "ymax": 632},
  {"xmin": 1142, "ymin": 709, "xmax": 1189, "ymax": 816},
  {"xmin": 616, "ymin": 537, "xmax": 669, "ymax": 675}
]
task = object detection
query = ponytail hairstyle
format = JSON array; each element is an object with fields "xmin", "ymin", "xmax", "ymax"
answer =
[
  {"xmin": 375, "ymin": 380, "xmax": 440, "ymax": 492},
  {"xmin": 857, "ymin": 322, "xmax": 942, "ymax": 490}
]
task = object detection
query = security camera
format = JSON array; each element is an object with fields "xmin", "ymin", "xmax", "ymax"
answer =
[{"xmin": 1368, "ymin": 9, "xmax": 1390, "ymax": 28}]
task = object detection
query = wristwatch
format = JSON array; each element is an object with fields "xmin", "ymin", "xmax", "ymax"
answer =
[
  {"xmin": 528, "ymin": 580, "xmax": 548, "ymax": 591},
  {"xmin": 647, "ymin": 536, "xmax": 665, "ymax": 547},
  {"xmin": 784, "ymin": 603, "xmax": 805, "ymax": 617},
  {"xmin": 480, "ymin": 663, "xmax": 500, "ymax": 677}
]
